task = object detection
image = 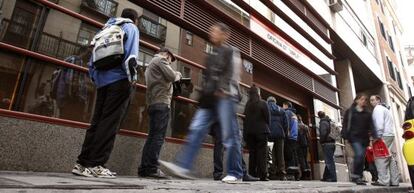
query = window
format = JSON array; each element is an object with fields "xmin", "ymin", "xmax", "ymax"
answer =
[
  {"xmin": 185, "ymin": 31, "xmax": 193, "ymax": 46},
  {"xmin": 388, "ymin": 33, "xmax": 394, "ymax": 52},
  {"xmin": 380, "ymin": 0, "xmax": 385, "ymax": 14},
  {"xmin": 400, "ymin": 52, "xmax": 405, "ymax": 67},
  {"xmin": 387, "ymin": 57, "xmax": 396, "ymax": 80},
  {"xmin": 361, "ymin": 32, "xmax": 367, "ymax": 46},
  {"xmin": 378, "ymin": 18, "xmax": 386, "ymax": 40},
  {"xmin": 396, "ymin": 69, "xmax": 403, "ymax": 89},
  {"xmin": 408, "ymin": 85, "xmax": 413, "ymax": 97},
  {"xmin": 205, "ymin": 42, "xmax": 214, "ymax": 54},
  {"xmin": 77, "ymin": 23, "xmax": 99, "ymax": 46}
]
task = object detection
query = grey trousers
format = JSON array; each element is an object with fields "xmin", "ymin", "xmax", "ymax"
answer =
[{"xmin": 374, "ymin": 136, "xmax": 400, "ymax": 186}]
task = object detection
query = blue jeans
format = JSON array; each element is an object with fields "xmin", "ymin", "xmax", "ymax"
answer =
[
  {"xmin": 351, "ymin": 142, "xmax": 367, "ymax": 178},
  {"xmin": 177, "ymin": 98, "xmax": 243, "ymax": 178},
  {"xmin": 322, "ymin": 143, "xmax": 337, "ymax": 180}
]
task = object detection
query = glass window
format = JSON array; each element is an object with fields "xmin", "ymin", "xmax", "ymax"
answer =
[
  {"xmin": 0, "ymin": 51, "xmax": 24, "ymax": 110},
  {"xmin": 388, "ymin": 34, "xmax": 394, "ymax": 52},
  {"xmin": 185, "ymin": 31, "xmax": 193, "ymax": 46},
  {"xmin": 205, "ymin": 42, "xmax": 214, "ymax": 54},
  {"xmin": 387, "ymin": 57, "xmax": 396, "ymax": 80},
  {"xmin": 77, "ymin": 22, "xmax": 99, "ymax": 46},
  {"xmin": 378, "ymin": 19, "xmax": 386, "ymax": 40}
]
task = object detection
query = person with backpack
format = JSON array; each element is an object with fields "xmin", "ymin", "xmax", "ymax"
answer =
[
  {"xmin": 159, "ymin": 23, "xmax": 244, "ymax": 183},
  {"xmin": 138, "ymin": 47, "xmax": 181, "ymax": 179},
  {"xmin": 342, "ymin": 94, "xmax": 377, "ymax": 185},
  {"xmin": 72, "ymin": 9, "xmax": 140, "ymax": 178},
  {"xmin": 369, "ymin": 95, "xmax": 399, "ymax": 186},
  {"xmin": 243, "ymin": 85, "xmax": 270, "ymax": 181},
  {"xmin": 297, "ymin": 115, "xmax": 311, "ymax": 180},
  {"xmin": 266, "ymin": 96, "xmax": 289, "ymax": 181},
  {"xmin": 317, "ymin": 111, "xmax": 337, "ymax": 182},
  {"xmin": 282, "ymin": 101, "xmax": 299, "ymax": 179}
]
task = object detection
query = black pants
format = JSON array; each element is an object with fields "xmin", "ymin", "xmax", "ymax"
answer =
[
  {"xmin": 212, "ymin": 123, "xmax": 247, "ymax": 178},
  {"xmin": 138, "ymin": 103, "xmax": 170, "ymax": 175},
  {"xmin": 285, "ymin": 139, "xmax": 299, "ymax": 170},
  {"xmin": 77, "ymin": 79, "xmax": 132, "ymax": 167},
  {"xmin": 270, "ymin": 139, "xmax": 286, "ymax": 177},
  {"xmin": 245, "ymin": 134, "xmax": 268, "ymax": 179},
  {"xmin": 297, "ymin": 146, "xmax": 309, "ymax": 172}
]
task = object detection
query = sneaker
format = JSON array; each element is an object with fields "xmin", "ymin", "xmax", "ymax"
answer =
[
  {"xmin": 72, "ymin": 164, "xmax": 94, "ymax": 177},
  {"xmin": 158, "ymin": 160, "xmax": 195, "ymax": 180},
  {"xmin": 139, "ymin": 169, "xmax": 171, "ymax": 179},
  {"xmin": 89, "ymin": 166, "xmax": 116, "ymax": 179},
  {"xmin": 371, "ymin": 182, "xmax": 386, "ymax": 186},
  {"xmin": 221, "ymin": 175, "xmax": 242, "ymax": 184},
  {"xmin": 242, "ymin": 174, "xmax": 259, "ymax": 181},
  {"xmin": 351, "ymin": 178, "xmax": 366, "ymax": 185}
]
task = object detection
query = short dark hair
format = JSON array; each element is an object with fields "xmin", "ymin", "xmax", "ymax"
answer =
[
  {"xmin": 121, "ymin": 9, "xmax": 139, "ymax": 22},
  {"xmin": 371, "ymin": 95, "xmax": 382, "ymax": 102},
  {"xmin": 213, "ymin": 22, "xmax": 230, "ymax": 33},
  {"xmin": 317, "ymin": 111, "xmax": 326, "ymax": 118},
  {"xmin": 283, "ymin": 101, "xmax": 292, "ymax": 108}
]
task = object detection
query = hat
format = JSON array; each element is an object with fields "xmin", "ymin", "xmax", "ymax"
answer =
[{"xmin": 158, "ymin": 47, "xmax": 176, "ymax": 62}]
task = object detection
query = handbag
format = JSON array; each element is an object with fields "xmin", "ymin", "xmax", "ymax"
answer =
[{"xmin": 373, "ymin": 139, "xmax": 390, "ymax": 158}]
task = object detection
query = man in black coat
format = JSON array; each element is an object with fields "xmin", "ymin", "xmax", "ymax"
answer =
[{"xmin": 318, "ymin": 111, "xmax": 337, "ymax": 182}]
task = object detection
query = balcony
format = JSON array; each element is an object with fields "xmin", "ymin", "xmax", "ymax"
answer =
[
  {"xmin": 37, "ymin": 32, "xmax": 82, "ymax": 60},
  {"xmin": 138, "ymin": 16, "xmax": 167, "ymax": 42},
  {"xmin": 81, "ymin": 0, "xmax": 118, "ymax": 18}
]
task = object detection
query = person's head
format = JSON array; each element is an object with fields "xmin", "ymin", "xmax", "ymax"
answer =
[
  {"xmin": 209, "ymin": 22, "xmax": 230, "ymax": 46},
  {"xmin": 248, "ymin": 85, "xmax": 260, "ymax": 103},
  {"xmin": 353, "ymin": 94, "xmax": 368, "ymax": 108},
  {"xmin": 157, "ymin": 47, "xmax": 176, "ymax": 63},
  {"xmin": 121, "ymin": 8, "xmax": 140, "ymax": 25},
  {"xmin": 370, "ymin": 95, "xmax": 382, "ymax": 107},
  {"xmin": 267, "ymin": 96, "xmax": 276, "ymax": 103},
  {"xmin": 317, "ymin": 111, "xmax": 326, "ymax": 119},
  {"xmin": 282, "ymin": 101, "xmax": 292, "ymax": 110}
]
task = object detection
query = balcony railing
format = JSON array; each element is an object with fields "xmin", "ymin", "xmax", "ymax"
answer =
[
  {"xmin": 37, "ymin": 32, "xmax": 81, "ymax": 60},
  {"xmin": 138, "ymin": 16, "xmax": 167, "ymax": 42},
  {"xmin": 81, "ymin": 0, "xmax": 118, "ymax": 17}
]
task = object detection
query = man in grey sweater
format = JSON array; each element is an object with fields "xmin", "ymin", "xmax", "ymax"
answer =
[
  {"xmin": 370, "ymin": 95, "xmax": 399, "ymax": 186},
  {"xmin": 138, "ymin": 47, "xmax": 181, "ymax": 179}
]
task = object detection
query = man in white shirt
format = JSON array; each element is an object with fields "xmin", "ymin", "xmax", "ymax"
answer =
[{"xmin": 370, "ymin": 95, "xmax": 400, "ymax": 186}]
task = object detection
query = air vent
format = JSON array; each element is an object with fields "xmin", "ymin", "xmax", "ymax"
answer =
[{"xmin": 329, "ymin": 0, "xmax": 343, "ymax": 12}]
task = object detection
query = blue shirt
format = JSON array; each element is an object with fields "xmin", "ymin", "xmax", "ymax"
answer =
[{"xmin": 89, "ymin": 18, "xmax": 140, "ymax": 88}]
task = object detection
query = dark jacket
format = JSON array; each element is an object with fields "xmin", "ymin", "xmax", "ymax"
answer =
[
  {"xmin": 267, "ymin": 101, "xmax": 288, "ymax": 140},
  {"xmin": 298, "ymin": 122, "xmax": 310, "ymax": 147},
  {"xmin": 319, "ymin": 117, "xmax": 335, "ymax": 144},
  {"xmin": 285, "ymin": 107, "xmax": 298, "ymax": 141},
  {"xmin": 343, "ymin": 106, "xmax": 376, "ymax": 145},
  {"xmin": 243, "ymin": 100, "xmax": 270, "ymax": 136},
  {"xmin": 405, "ymin": 96, "xmax": 414, "ymax": 121},
  {"xmin": 198, "ymin": 44, "xmax": 241, "ymax": 108}
]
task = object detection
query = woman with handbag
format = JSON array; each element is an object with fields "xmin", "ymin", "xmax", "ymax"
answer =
[{"xmin": 342, "ymin": 94, "xmax": 377, "ymax": 185}]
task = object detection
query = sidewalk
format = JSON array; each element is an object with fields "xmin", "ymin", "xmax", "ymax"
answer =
[{"xmin": 0, "ymin": 171, "xmax": 412, "ymax": 193}]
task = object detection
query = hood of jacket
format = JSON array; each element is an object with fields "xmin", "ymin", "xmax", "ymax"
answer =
[
  {"xmin": 268, "ymin": 101, "xmax": 284, "ymax": 116},
  {"xmin": 104, "ymin": 17, "xmax": 133, "ymax": 28}
]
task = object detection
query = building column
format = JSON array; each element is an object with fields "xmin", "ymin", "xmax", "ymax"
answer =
[{"xmin": 335, "ymin": 59, "xmax": 356, "ymax": 109}]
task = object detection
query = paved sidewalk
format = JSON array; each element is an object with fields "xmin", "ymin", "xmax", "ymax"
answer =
[{"xmin": 0, "ymin": 171, "xmax": 412, "ymax": 193}]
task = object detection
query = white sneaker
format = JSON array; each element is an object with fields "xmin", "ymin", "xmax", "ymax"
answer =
[
  {"xmin": 221, "ymin": 175, "xmax": 242, "ymax": 184},
  {"xmin": 158, "ymin": 160, "xmax": 195, "ymax": 180},
  {"xmin": 89, "ymin": 166, "xmax": 116, "ymax": 179},
  {"xmin": 72, "ymin": 164, "xmax": 94, "ymax": 177}
]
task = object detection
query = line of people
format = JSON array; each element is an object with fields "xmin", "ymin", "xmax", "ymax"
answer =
[{"xmin": 70, "ymin": 9, "xmax": 401, "ymax": 186}]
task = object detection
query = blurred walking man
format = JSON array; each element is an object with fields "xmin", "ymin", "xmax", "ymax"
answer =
[{"xmin": 159, "ymin": 23, "xmax": 244, "ymax": 183}]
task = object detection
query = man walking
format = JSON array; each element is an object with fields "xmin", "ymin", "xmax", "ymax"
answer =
[
  {"xmin": 72, "ymin": 9, "xmax": 140, "ymax": 178},
  {"xmin": 267, "ymin": 96, "xmax": 288, "ymax": 180},
  {"xmin": 370, "ymin": 95, "xmax": 400, "ymax": 186},
  {"xmin": 160, "ymin": 23, "xmax": 244, "ymax": 183},
  {"xmin": 138, "ymin": 47, "xmax": 181, "ymax": 179},
  {"xmin": 318, "ymin": 111, "xmax": 337, "ymax": 182}
]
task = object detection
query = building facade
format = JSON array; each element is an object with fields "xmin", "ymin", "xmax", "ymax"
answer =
[{"xmin": 0, "ymin": 0, "xmax": 411, "ymax": 182}]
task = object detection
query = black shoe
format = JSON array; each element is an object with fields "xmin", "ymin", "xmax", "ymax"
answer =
[
  {"xmin": 352, "ymin": 178, "xmax": 366, "ymax": 185},
  {"xmin": 371, "ymin": 182, "xmax": 386, "ymax": 186},
  {"xmin": 139, "ymin": 169, "xmax": 170, "ymax": 179},
  {"xmin": 320, "ymin": 179, "xmax": 327, "ymax": 182},
  {"xmin": 214, "ymin": 175, "xmax": 224, "ymax": 181},
  {"xmin": 243, "ymin": 174, "xmax": 259, "ymax": 181},
  {"xmin": 325, "ymin": 179, "xmax": 337, "ymax": 182},
  {"xmin": 260, "ymin": 177, "xmax": 270, "ymax": 181}
]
